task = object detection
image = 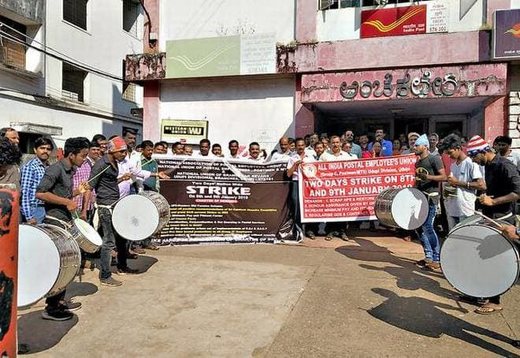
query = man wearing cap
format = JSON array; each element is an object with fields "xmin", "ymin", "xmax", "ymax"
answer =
[
  {"xmin": 466, "ymin": 134, "xmax": 520, "ymax": 315},
  {"xmin": 402, "ymin": 132, "xmax": 419, "ymax": 155},
  {"xmin": 89, "ymin": 137, "xmax": 133, "ymax": 287},
  {"xmin": 413, "ymin": 134, "xmax": 447, "ymax": 271}
]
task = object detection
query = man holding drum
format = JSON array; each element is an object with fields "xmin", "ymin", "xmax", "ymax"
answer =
[
  {"xmin": 413, "ymin": 134, "xmax": 447, "ymax": 271},
  {"xmin": 36, "ymin": 137, "xmax": 91, "ymax": 321},
  {"xmin": 466, "ymin": 135, "xmax": 520, "ymax": 315},
  {"xmin": 440, "ymin": 134, "xmax": 486, "ymax": 230},
  {"xmin": 89, "ymin": 137, "xmax": 133, "ymax": 286}
]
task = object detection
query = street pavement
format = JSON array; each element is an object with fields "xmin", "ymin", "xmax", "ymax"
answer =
[{"xmin": 18, "ymin": 230, "xmax": 520, "ymax": 357}]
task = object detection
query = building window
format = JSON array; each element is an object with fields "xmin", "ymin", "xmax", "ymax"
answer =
[
  {"xmin": 63, "ymin": 0, "xmax": 88, "ymax": 30},
  {"xmin": 0, "ymin": 15, "xmax": 27, "ymax": 69},
  {"xmin": 123, "ymin": 0, "xmax": 140, "ymax": 37},
  {"xmin": 62, "ymin": 63, "xmax": 87, "ymax": 102}
]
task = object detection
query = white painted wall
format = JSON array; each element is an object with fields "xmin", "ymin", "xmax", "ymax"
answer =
[
  {"xmin": 0, "ymin": 96, "xmax": 141, "ymax": 147},
  {"xmin": 317, "ymin": 0, "xmax": 486, "ymax": 42},
  {"xmin": 159, "ymin": 0, "xmax": 295, "ymax": 49},
  {"xmin": 45, "ymin": 0, "xmax": 144, "ymax": 118},
  {"xmin": 159, "ymin": 77, "xmax": 295, "ymax": 153}
]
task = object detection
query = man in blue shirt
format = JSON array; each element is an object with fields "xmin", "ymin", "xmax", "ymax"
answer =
[
  {"xmin": 344, "ymin": 129, "xmax": 362, "ymax": 158},
  {"xmin": 368, "ymin": 128, "xmax": 393, "ymax": 157},
  {"xmin": 20, "ymin": 137, "xmax": 54, "ymax": 224}
]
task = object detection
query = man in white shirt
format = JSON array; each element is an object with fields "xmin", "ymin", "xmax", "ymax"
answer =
[
  {"xmin": 342, "ymin": 142, "xmax": 359, "ymax": 160},
  {"xmin": 429, "ymin": 133, "xmax": 440, "ymax": 156},
  {"xmin": 286, "ymin": 138, "xmax": 312, "ymax": 240},
  {"xmin": 228, "ymin": 140, "xmax": 240, "ymax": 159},
  {"xmin": 495, "ymin": 135, "xmax": 520, "ymax": 170},
  {"xmin": 196, "ymin": 139, "xmax": 213, "ymax": 157},
  {"xmin": 320, "ymin": 135, "xmax": 357, "ymax": 162},
  {"xmin": 441, "ymin": 134, "xmax": 486, "ymax": 230},
  {"xmin": 319, "ymin": 135, "xmax": 355, "ymax": 241},
  {"xmin": 304, "ymin": 133, "xmax": 319, "ymax": 157},
  {"xmin": 247, "ymin": 142, "xmax": 265, "ymax": 162},
  {"xmin": 271, "ymin": 136, "xmax": 293, "ymax": 162}
]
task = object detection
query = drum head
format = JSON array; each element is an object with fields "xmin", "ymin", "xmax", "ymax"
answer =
[
  {"xmin": 74, "ymin": 218, "xmax": 102, "ymax": 246},
  {"xmin": 18, "ymin": 225, "xmax": 60, "ymax": 307},
  {"xmin": 391, "ymin": 188, "xmax": 429, "ymax": 230},
  {"xmin": 112, "ymin": 195, "xmax": 160, "ymax": 241},
  {"xmin": 441, "ymin": 224, "xmax": 520, "ymax": 298}
]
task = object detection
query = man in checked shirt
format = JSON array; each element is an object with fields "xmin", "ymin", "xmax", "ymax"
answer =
[{"xmin": 20, "ymin": 137, "xmax": 54, "ymax": 224}]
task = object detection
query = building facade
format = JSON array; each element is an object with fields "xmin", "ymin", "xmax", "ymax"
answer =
[
  {"xmin": 0, "ymin": 0, "xmax": 144, "ymax": 152},
  {"xmin": 126, "ymin": 0, "xmax": 520, "ymax": 153}
]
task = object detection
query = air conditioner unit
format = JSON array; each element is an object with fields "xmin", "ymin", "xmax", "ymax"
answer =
[
  {"xmin": 319, "ymin": 0, "xmax": 334, "ymax": 10},
  {"xmin": 62, "ymin": 89, "xmax": 79, "ymax": 101}
]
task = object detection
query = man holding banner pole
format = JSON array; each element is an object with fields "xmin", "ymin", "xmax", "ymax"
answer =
[
  {"xmin": 319, "ymin": 135, "xmax": 356, "ymax": 241},
  {"xmin": 287, "ymin": 138, "xmax": 311, "ymax": 241}
]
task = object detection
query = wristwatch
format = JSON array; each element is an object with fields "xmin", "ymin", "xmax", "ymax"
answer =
[{"xmin": 516, "ymin": 227, "xmax": 520, "ymax": 237}]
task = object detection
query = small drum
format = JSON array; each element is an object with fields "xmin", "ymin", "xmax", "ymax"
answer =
[
  {"xmin": 375, "ymin": 188, "xmax": 429, "ymax": 230},
  {"xmin": 18, "ymin": 224, "xmax": 81, "ymax": 308},
  {"xmin": 441, "ymin": 217, "xmax": 520, "ymax": 298},
  {"xmin": 69, "ymin": 218, "xmax": 102, "ymax": 253},
  {"xmin": 47, "ymin": 216, "xmax": 102, "ymax": 253},
  {"xmin": 112, "ymin": 191, "xmax": 170, "ymax": 241}
]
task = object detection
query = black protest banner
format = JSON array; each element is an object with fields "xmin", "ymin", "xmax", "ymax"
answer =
[{"xmin": 157, "ymin": 157, "xmax": 291, "ymax": 243}]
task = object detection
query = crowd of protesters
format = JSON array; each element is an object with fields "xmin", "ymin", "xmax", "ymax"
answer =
[{"xmin": 1, "ymin": 125, "xmax": 520, "ymax": 334}]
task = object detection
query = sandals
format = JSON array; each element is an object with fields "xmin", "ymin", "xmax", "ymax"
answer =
[{"xmin": 474, "ymin": 304, "xmax": 503, "ymax": 315}]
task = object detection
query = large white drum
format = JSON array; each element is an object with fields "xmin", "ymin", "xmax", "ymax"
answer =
[
  {"xmin": 374, "ymin": 188, "xmax": 429, "ymax": 230},
  {"xmin": 112, "ymin": 191, "xmax": 170, "ymax": 241},
  {"xmin": 441, "ymin": 216, "xmax": 520, "ymax": 298},
  {"xmin": 18, "ymin": 224, "xmax": 81, "ymax": 308}
]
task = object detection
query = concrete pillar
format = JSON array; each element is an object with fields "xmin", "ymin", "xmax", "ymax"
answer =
[
  {"xmin": 295, "ymin": 0, "xmax": 317, "ymax": 43},
  {"xmin": 144, "ymin": 81, "xmax": 161, "ymax": 142},
  {"xmin": 484, "ymin": 96, "xmax": 507, "ymax": 142},
  {"xmin": 0, "ymin": 187, "xmax": 19, "ymax": 357},
  {"xmin": 294, "ymin": 76, "xmax": 315, "ymax": 137},
  {"xmin": 143, "ymin": 0, "xmax": 160, "ymax": 52}
]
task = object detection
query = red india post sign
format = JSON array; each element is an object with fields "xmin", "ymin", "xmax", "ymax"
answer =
[
  {"xmin": 299, "ymin": 155, "xmax": 417, "ymax": 222},
  {"xmin": 361, "ymin": 5, "xmax": 427, "ymax": 38}
]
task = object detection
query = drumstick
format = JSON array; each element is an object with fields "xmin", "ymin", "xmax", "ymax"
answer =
[
  {"xmin": 87, "ymin": 165, "xmax": 111, "ymax": 183},
  {"xmin": 458, "ymin": 200, "xmax": 503, "ymax": 229}
]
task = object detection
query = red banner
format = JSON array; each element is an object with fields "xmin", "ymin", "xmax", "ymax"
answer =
[
  {"xmin": 361, "ymin": 5, "xmax": 426, "ymax": 38},
  {"xmin": 299, "ymin": 155, "xmax": 417, "ymax": 222}
]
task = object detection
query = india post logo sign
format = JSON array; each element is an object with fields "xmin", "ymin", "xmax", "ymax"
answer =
[
  {"xmin": 166, "ymin": 34, "xmax": 276, "ymax": 78},
  {"xmin": 494, "ymin": 9, "xmax": 520, "ymax": 60},
  {"xmin": 361, "ymin": 5, "xmax": 427, "ymax": 38}
]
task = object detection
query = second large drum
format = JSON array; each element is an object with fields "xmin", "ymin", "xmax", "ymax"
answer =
[
  {"xmin": 112, "ymin": 191, "xmax": 170, "ymax": 241},
  {"xmin": 374, "ymin": 188, "xmax": 429, "ymax": 230}
]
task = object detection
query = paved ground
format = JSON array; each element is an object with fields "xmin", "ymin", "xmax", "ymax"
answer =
[{"xmin": 18, "ymin": 230, "xmax": 520, "ymax": 357}]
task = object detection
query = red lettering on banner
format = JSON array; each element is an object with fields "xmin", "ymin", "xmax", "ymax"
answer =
[{"xmin": 298, "ymin": 155, "xmax": 417, "ymax": 222}]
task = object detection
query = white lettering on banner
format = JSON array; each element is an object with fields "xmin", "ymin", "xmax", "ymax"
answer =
[
  {"xmin": 186, "ymin": 186, "xmax": 251, "ymax": 196},
  {"xmin": 299, "ymin": 155, "xmax": 418, "ymax": 222}
]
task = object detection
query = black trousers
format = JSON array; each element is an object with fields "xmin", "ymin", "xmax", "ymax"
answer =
[{"xmin": 42, "ymin": 217, "xmax": 68, "ymax": 310}]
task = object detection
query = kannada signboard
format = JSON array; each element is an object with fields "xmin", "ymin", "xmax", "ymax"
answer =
[
  {"xmin": 299, "ymin": 155, "xmax": 417, "ymax": 222},
  {"xmin": 157, "ymin": 157, "xmax": 291, "ymax": 243},
  {"xmin": 161, "ymin": 119, "xmax": 208, "ymax": 144},
  {"xmin": 166, "ymin": 34, "xmax": 276, "ymax": 78},
  {"xmin": 494, "ymin": 9, "xmax": 520, "ymax": 60},
  {"xmin": 361, "ymin": 2, "xmax": 448, "ymax": 39}
]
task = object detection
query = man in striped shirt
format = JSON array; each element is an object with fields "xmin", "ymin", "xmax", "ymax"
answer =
[
  {"xmin": 72, "ymin": 141, "xmax": 101, "ymax": 221},
  {"xmin": 20, "ymin": 137, "xmax": 53, "ymax": 224}
]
